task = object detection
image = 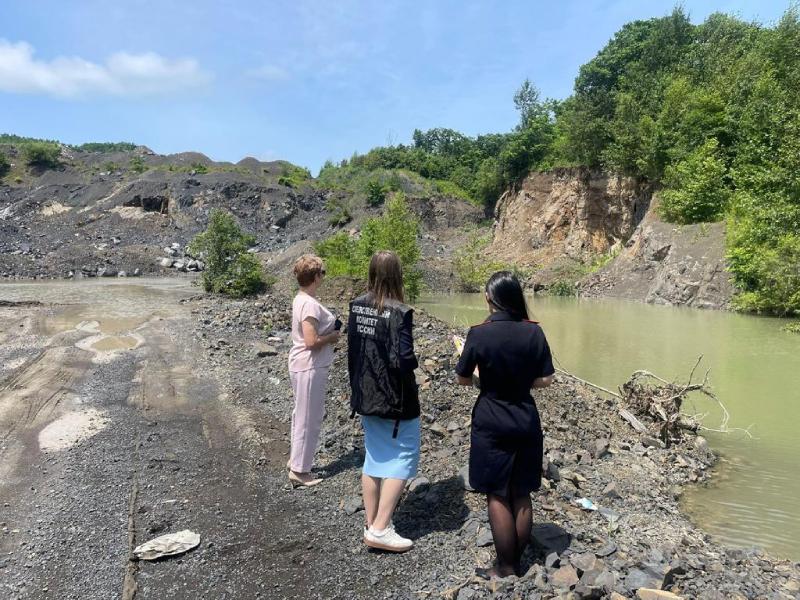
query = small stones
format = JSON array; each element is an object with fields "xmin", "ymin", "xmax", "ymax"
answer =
[
  {"xmin": 476, "ymin": 527, "xmax": 493, "ymax": 547},
  {"xmin": 408, "ymin": 476, "xmax": 430, "ymax": 494},
  {"xmin": 545, "ymin": 551, "xmax": 560, "ymax": 569},
  {"xmin": 254, "ymin": 343, "xmax": 279, "ymax": 358},
  {"xmin": 595, "ymin": 542, "xmax": 618, "ymax": 557},
  {"xmin": 551, "ymin": 565, "xmax": 579, "ymax": 589},
  {"xmin": 641, "ymin": 435, "xmax": 664, "ymax": 449},
  {"xmin": 625, "ymin": 565, "xmax": 664, "ymax": 591},
  {"xmin": 636, "ymin": 590, "xmax": 684, "ymax": 600},
  {"xmin": 570, "ymin": 552, "xmax": 598, "ymax": 574},
  {"xmin": 457, "ymin": 465, "xmax": 474, "ymax": 492},
  {"xmin": 427, "ymin": 422, "xmax": 448, "ymax": 437},
  {"xmin": 342, "ymin": 496, "xmax": 363, "ymax": 516},
  {"xmin": 591, "ymin": 439, "xmax": 610, "ymax": 459},
  {"xmin": 602, "ymin": 482, "xmax": 622, "ymax": 500}
]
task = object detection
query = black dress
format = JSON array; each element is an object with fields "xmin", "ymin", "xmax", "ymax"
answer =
[{"xmin": 455, "ymin": 311, "xmax": 555, "ymax": 497}]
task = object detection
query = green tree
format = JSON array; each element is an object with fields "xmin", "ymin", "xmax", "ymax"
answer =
[
  {"xmin": 452, "ymin": 230, "xmax": 508, "ymax": 292},
  {"xmin": 23, "ymin": 142, "xmax": 61, "ymax": 168},
  {"xmin": 188, "ymin": 209, "xmax": 267, "ymax": 297},
  {"xmin": 356, "ymin": 193, "xmax": 422, "ymax": 299},
  {"xmin": 315, "ymin": 193, "xmax": 423, "ymax": 300},
  {"xmin": 365, "ymin": 178, "xmax": 389, "ymax": 206},
  {"xmin": 659, "ymin": 138, "xmax": 731, "ymax": 223}
]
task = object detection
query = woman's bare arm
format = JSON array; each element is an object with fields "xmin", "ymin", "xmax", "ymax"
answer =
[{"xmin": 301, "ymin": 317, "xmax": 339, "ymax": 350}]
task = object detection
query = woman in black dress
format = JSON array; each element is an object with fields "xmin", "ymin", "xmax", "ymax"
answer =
[{"xmin": 455, "ymin": 271, "xmax": 555, "ymax": 578}]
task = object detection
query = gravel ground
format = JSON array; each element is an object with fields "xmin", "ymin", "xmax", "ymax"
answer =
[{"xmin": 1, "ymin": 283, "xmax": 798, "ymax": 600}]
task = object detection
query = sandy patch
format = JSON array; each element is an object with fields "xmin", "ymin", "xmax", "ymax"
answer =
[
  {"xmin": 41, "ymin": 202, "xmax": 72, "ymax": 216},
  {"xmin": 38, "ymin": 408, "xmax": 110, "ymax": 451},
  {"xmin": 110, "ymin": 206, "xmax": 147, "ymax": 220},
  {"xmin": 4, "ymin": 356, "xmax": 28, "ymax": 371}
]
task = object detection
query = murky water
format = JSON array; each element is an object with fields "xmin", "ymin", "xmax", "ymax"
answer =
[
  {"xmin": 418, "ymin": 293, "xmax": 800, "ymax": 560},
  {"xmin": 0, "ymin": 278, "xmax": 197, "ymax": 327}
]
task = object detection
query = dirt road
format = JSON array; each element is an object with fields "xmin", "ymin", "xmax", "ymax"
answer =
[{"xmin": 0, "ymin": 279, "xmax": 313, "ymax": 599}]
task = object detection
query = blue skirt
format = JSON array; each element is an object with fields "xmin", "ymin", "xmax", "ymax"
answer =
[{"xmin": 362, "ymin": 416, "xmax": 420, "ymax": 480}]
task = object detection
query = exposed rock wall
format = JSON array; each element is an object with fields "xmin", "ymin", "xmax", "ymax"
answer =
[
  {"xmin": 489, "ymin": 168, "xmax": 652, "ymax": 266},
  {"xmin": 580, "ymin": 202, "xmax": 734, "ymax": 309},
  {"xmin": 490, "ymin": 169, "xmax": 734, "ymax": 309}
]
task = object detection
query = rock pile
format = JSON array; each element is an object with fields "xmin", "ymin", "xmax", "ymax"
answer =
[{"xmin": 157, "ymin": 242, "xmax": 205, "ymax": 272}]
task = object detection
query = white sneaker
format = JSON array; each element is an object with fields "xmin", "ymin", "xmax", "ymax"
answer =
[{"xmin": 364, "ymin": 524, "xmax": 413, "ymax": 552}]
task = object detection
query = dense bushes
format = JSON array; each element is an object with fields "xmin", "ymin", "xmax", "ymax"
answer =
[
  {"xmin": 129, "ymin": 155, "xmax": 147, "ymax": 173},
  {"xmin": 188, "ymin": 209, "xmax": 267, "ymax": 297},
  {"xmin": 314, "ymin": 193, "xmax": 422, "ymax": 300},
  {"xmin": 547, "ymin": 8, "xmax": 800, "ymax": 313},
  {"xmin": 22, "ymin": 142, "xmax": 61, "ymax": 168},
  {"xmin": 318, "ymin": 103, "xmax": 555, "ymax": 210},
  {"xmin": 278, "ymin": 163, "xmax": 311, "ymax": 188},
  {"xmin": 75, "ymin": 142, "xmax": 137, "ymax": 153},
  {"xmin": 659, "ymin": 139, "xmax": 730, "ymax": 224}
]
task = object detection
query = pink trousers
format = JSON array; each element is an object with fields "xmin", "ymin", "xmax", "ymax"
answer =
[{"xmin": 289, "ymin": 367, "xmax": 329, "ymax": 473}]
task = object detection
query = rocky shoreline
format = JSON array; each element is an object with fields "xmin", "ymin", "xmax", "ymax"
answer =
[{"xmin": 185, "ymin": 286, "xmax": 800, "ymax": 600}]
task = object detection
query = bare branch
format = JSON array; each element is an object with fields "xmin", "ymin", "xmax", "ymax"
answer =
[{"xmin": 555, "ymin": 367, "xmax": 622, "ymax": 399}]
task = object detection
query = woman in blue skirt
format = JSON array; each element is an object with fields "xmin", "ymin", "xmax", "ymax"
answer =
[
  {"xmin": 456, "ymin": 271, "xmax": 555, "ymax": 578},
  {"xmin": 348, "ymin": 251, "xmax": 420, "ymax": 553}
]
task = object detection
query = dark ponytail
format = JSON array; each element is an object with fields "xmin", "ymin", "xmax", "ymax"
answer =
[{"xmin": 485, "ymin": 271, "xmax": 529, "ymax": 320}]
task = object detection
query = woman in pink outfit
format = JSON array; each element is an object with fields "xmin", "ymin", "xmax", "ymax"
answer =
[{"xmin": 287, "ymin": 254, "xmax": 340, "ymax": 486}]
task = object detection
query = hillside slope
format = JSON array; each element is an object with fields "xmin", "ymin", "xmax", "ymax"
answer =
[{"xmin": 0, "ymin": 144, "xmax": 483, "ymax": 285}]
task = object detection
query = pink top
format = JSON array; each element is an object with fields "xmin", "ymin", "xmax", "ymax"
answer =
[{"xmin": 288, "ymin": 291, "xmax": 336, "ymax": 372}]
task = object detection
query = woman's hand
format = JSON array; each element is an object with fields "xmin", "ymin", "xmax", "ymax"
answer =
[
  {"xmin": 532, "ymin": 374, "xmax": 554, "ymax": 389},
  {"xmin": 456, "ymin": 374, "xmax": 473, "ymax": 386}
]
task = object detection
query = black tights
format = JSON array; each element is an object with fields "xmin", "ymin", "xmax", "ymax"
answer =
[{"xmin": 486, "ymin": 487, "xmax": 532, "ymax": 577}]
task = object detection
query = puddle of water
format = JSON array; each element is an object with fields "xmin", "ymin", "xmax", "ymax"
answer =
[
  {"xmin": 75, "ymin": 332, "xmax": 143, "ymax": 363},
  {"xmin": 90, "ymin": 335, "xmax": 139, "ymax": 352},
  {"xmin": 38, "ymin": 408, "xmax": 110, "ymax": 451},
  {"xmin": 43, "ymin": 308, "xmax": 153, "ymax": 336}
]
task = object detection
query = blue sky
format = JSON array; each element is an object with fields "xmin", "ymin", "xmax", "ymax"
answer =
[{"xmin": 0, "ymin": 0, "xmax": 792, "ymax": 173}]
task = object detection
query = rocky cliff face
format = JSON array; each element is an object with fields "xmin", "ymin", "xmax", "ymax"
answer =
[
  {"xmin": 489, "ymin": 168, "xmax": 653, "ymax": 266},
  {"xmin": 580, "ymin": 203, "xmax": 734, "ymax": 309},
  {"xmin": 489, "ymin": 168, "xmax": 734, "ymax": 309}
]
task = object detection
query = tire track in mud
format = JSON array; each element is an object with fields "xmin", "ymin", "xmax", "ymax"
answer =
[{"xmin": 0, "ymin": 346, "xmax": 87, "ymax": 450}]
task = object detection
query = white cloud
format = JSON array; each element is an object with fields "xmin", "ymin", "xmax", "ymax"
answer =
[{"xmin": 0, "ymin": 40, "xmax": 211, "ymax": 98}]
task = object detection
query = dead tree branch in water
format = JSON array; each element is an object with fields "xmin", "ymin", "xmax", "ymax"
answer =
[
  {"xmin": 620, "ymin": 355, "xmax": 753, "ymax": 443},
  {"xmin": 555, "ymin": 353, "xmax": 753, "ymax": 443},
  {"xmin": 555, "ymin": 366, "xmax": 622, "ymax": 399}
]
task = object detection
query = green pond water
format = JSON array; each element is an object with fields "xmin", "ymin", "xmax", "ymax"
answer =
[{"xmin": 417, "ymin": 293, "xmax": 800, "ymax": 561}]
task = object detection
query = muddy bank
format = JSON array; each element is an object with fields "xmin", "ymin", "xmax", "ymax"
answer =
[{"xmin": 187, "ymin": 288, "xmax": 800, "ymax": 599}]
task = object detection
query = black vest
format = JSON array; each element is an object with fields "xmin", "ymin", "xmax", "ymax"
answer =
[{"xmin": 347, "ymin": 294, "xmax": 420, "ymax": 421}]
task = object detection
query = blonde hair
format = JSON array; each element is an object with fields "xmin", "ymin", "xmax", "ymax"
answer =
[
  {"xmin": 368, "ymin": 251, "xmax": 404, "ymax": 311},
  {"xmin": 293, "ymin": 254, "xmax": 324, "ymax": 287}
]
